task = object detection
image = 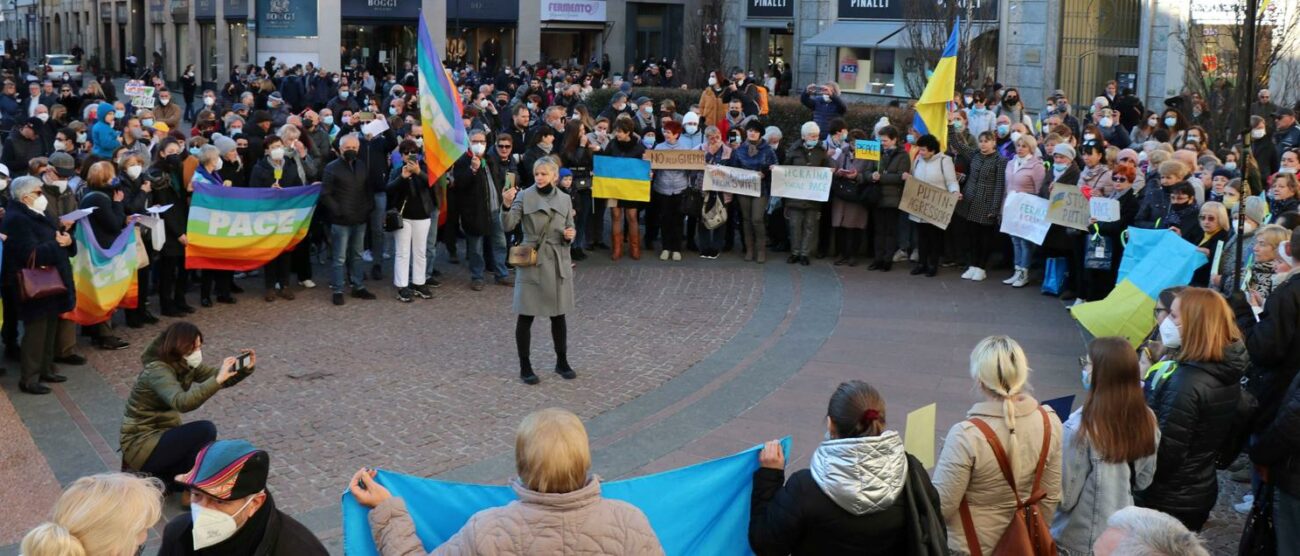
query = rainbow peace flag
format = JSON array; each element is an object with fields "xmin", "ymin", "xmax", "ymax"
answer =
[
  {"xmin": 912, "ymin": 18, "xmax": 960, "ymax": 152},
  {"xmin": 593, "ymin": 155, "xmax": 651, "ymax": 202},
  {"xmin": 185, "ymin": 182, "xmax": 322, "ymax": 271},
  {"xmin": 63, "ymin": 222, "xmax": 139, "ymax": 326},
  {"xmin": 417, "ymin": 12, "xmax": 467, "ymax": 186}
]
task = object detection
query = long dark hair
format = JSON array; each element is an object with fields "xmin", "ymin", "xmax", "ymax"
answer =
[
  {"xmin": 1081, "ymin": 337, "xmax": 1157, "ymax": 462},
  {"xmin": 157, "ymin": 322, "xmax": 202, "ymax": 368},
  {"xmin": 561, "ymin": 119, "xmax": 586, "ymax": 154},
  {"xmin": 827, "ymin": 381, "xmax": 886, "ymax": 438}
]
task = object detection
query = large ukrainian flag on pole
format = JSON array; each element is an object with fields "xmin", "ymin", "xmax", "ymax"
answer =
[
  {"xmin": 913, "ymin": 18, "xmax": 960, "ymax": 152},
  {"xmin": 593, "ymin": 155, "xmax": 652, "ymax": 202}
]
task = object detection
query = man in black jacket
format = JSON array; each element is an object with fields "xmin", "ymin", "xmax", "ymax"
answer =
[
  {"xmin": 321, "ymin": 133, "xmax": 376, "ymax": 306},
  {"xmin": 451, "ymin": 129, "xmax": 510, "ymax": 290},
  {"xmin": 359, "ymin": 126, "xmax": 397, "ymax": 280},
  {"xmin": 2, "ymin": 118, "xmax": 48, "ymax": 173},
  {"xmin": 159, "ymin": 439, "xmax": 327, "ymax": 556},
  {"xmin": 723, "ymin": 68, "xmax": 759, "ymax": 117}
]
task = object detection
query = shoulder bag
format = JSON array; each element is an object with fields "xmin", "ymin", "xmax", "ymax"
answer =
[
  {"xmin": 507, "ymin": 204, "xmax": 556, "ymax": 267},
  {"xmin": 20, "ymin": 251, "xmax": 68, "ymax": 301},
  {"xmin": 702, "ymin": 192, "xmax": 728, "ymax": 230},
  {"xmin": 958, "ymin": 407, "xmax": 1056, "ymax": 556},
  {"xmin": 383, "ymin": 180, "xmax": 411, "ymax": 232}
]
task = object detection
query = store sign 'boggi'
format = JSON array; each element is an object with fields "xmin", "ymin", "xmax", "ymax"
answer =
[{"xmin": 540, "ymin": 0, "xmax": 607, "ymax": 21}]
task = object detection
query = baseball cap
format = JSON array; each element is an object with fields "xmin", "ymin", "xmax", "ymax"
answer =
[
  {"xmin": 48, "ymin": 152, "xmax": 76, "ymax": 177},
  {"xmin": 1275, "ymin": 107, "xmax": 1296, "ymax": 118}
]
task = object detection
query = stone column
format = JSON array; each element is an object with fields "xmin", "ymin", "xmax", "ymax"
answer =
[
  {"xmin": 517, "ymin": 0, "xmax": 539, "ymax": 65},
  {"xmin": 424, "ymin": 0, "xmax": 445, "ymax": 59},
  {"xmin": 214, "ymin": 0, "xmax": 227, "ymax": 80},
  {"xmin": 317, "ymin": 0, "xmax": 340, "ymax": 71}
]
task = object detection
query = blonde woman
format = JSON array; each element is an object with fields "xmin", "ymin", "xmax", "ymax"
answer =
[
  {"xmin": 351, "ymin": 408, "xmax": 664, "ymax": 555},
  {"xmin": 22, "ymin": 473, "xmax": 164, "ymax": 556},
  {"xmin": 932, "ymin": 335, "xmax": 1064, "ymax": 555}
]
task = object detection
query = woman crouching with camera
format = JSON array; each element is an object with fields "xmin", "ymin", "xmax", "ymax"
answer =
[
  {"xmin": 502, "ymin": 157, "xmax": 577, "ymax": 385},
  {"xmin": 119, "ymin": 321, "xmax": 256, "ymax": 492}
]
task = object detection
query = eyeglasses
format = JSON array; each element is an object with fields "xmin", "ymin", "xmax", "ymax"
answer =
[{"xmin": 1153, "ymin": 306, "xmax": 1169, "ymax": 318}]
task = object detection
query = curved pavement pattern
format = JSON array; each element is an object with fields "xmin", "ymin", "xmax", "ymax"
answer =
[{"xmin": 0, "ymin": 254, "xmax": 1246, "ymax": 554}]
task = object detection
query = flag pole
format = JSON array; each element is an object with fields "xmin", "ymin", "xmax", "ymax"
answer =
[{"xmin": 1235, "ymin": 0, "xmax": 1260, "ymax": 286}]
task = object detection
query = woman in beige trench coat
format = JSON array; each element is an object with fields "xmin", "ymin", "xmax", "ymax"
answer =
[{"xmin": 503, "ymin": 157, "xmax": 578, "ymax": 385}]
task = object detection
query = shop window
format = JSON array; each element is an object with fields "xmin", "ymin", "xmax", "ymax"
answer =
[
  {"xmin": 836, "ymin": 47, "xmax": 871, "ymax": 94},
  {"xmin": 229, "ymin": 21, "xmax": 249, "ymax": 69}
]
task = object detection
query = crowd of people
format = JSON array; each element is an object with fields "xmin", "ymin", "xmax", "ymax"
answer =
[{"xmin": 2, "ymin": 54, "xmax": 1300, "ymax": 555}]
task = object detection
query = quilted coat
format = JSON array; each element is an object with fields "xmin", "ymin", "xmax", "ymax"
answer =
[{"xmin": 367, "ymin": 477, "xmax": 663, "ymax": 555}]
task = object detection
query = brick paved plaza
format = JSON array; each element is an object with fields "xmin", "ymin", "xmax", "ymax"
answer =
[{"xmin": 0, "ymin": 254, "xmax": 1247, "ymax": 554}]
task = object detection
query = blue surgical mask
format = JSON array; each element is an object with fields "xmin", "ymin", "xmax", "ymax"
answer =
[
  {"xmin": 188, "ymin": 147, "xmax": 200, "ymax": 156},
  {"xmin": 114, "ymin": 109, "xmax": 125, "ymax": 119},
  {"xmin": 322, "ymin": 116, "xmax": 334, "ymax": 126},
  {"xmin": 142, "ymin": 118, "xmax": 154, "ymax": 127},
  {"xmin": 997, "ymin": 124, "xmax": 1010, "ymax": 136},
  {"xmin": 229, "ymin": 127, "xmax": 242, "ymax": 136},
  {"xmin": 1164, "ymin": 116, "xmax": 1177, "ymax": 127},
  {"xmin": 642, "ymin": 136, "xmax": 655, "ymax": 148},
  {"xmin": 339, "ymin": 91, "xmax": 350, "ymax": 99},
  {"xmin": 1081, "ymin": 367, "xmax": 1091, "ymax": 390},
  {"xmin": 803, "ymin": 139, "xmax": 817, "ymax": 148},
  {"xmin": 389, "ymin": 108, "xmax": 398, "ymax": 117},
  {"xmin": 1053, "ymin": 163, "xmax": 1069, "ymax": 173},
  {"xmin": 906, "ymin": 134, "xmax": 916, "ymax": 144}
]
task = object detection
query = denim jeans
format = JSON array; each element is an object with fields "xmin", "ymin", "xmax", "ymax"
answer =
[
  {"xmin": 572, "ymin": 188, "xmax": 592, "ymax": 249},
  {"xmin": 1280, "ymin": 489, "xmax": 1300, "ymax": 556},
  {"xmin": 425, "ymin": 207, "xmax": 440, "ymax": 278},
  {"xmin": 330, "ymin": 223, "xmax": 368, "ymax": 292},
  {"xmin": 467, "ymin": 212, "xmax": 509, "ymax": 281},
  {"xmin": 1011, "ymin": 236, "xmax": 1036, "ymax": 268},
  {"xmin": 369, "ymin": 192, "xmax": 389, "ymax": 262}
]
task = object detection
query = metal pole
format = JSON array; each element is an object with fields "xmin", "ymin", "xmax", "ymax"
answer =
[{"xmin": 1235, "ymin": 0, "xmax": 1259, "ymax": 285}]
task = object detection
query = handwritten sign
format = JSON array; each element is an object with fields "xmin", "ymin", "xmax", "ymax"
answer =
[
  {"xmin": 124, "ymin": 80, "xmax": 156, "ymax": 109},
  {"xmin": 644, "ymin": 149, "xmax": 705, "ymax": 170},
  {"xmin": 771, "ymin": 165, "xmax": 833, "ymax": 202},
  {"xmin": 1001, "ymin": 192, "xmax": 1052, "ymax": 245},
  {"xmin": 854, "ymin": 139, "xmax": 880, "ymax": 161},
  {"xmin": 1048, "ymin": 183, "xmax": 1091, "ymax": 231},
  {"xmin": 702, "ymin": 165, "xmax": 762, "ymax": 197},
  {"xmin": 1089, "ymin": 197, "xmax": 1121, "ymax": 222},
  {"xmin": 900, "ymin": 177, "xmax": 958, "ymax": 230}
]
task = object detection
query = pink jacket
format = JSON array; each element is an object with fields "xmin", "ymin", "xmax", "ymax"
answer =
[
  {"xmin": 1005, "ymin": 155, "xmax": 1046, "ymax": 197},
  {"xmin": 368, "ymin": 477, "xmax": 664, "ymax": 556}
]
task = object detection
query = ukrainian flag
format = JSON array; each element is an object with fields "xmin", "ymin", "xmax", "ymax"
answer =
[
  {"xmin": 593, "ymin": 155, "xmax": 652, "ymax": 202},
  {"xmin": 1070, "ymin": 228, "xmax": 1208, "ymax": 347},
  {"xmin": 913, "ymin": 19, "xmax": 960, "ymax": 152}
]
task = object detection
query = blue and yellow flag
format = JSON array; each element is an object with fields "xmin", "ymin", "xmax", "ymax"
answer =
[
  {"xmin": 913, "ymin": 19, "xmax": 960, "ymax": 152},
  {"xmin": 1070, "ymin": 228, "xmax": 1207, "ymax": 347},
  {"xmin": 593, "ymin": 155, "xmax": 651, "ymax": 202}
]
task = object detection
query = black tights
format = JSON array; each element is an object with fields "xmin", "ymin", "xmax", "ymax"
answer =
[
  {"xmin": 516, "ymin": 314, "xmax": 568, "ymax": 374},
  {"xmin": 835, "ymin": 228, "xmax": 863, "ymax": 261},
  {"xmin": 138, "ymin": 420, "xmax": 217, "ymax": 492}
]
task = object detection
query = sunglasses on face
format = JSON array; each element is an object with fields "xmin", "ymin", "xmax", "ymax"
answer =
[
  {"xmin": 496, "ymin": 143, "xmax": 512, "ymax": 149},
  {"xmin": 1114, "ymin": 177, "xmax": 1128, "ymax": 183}
]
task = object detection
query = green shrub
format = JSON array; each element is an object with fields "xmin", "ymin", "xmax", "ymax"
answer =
[{"xmin": 583, "ymin": 87, "xmax": 915, "ymax": 140}]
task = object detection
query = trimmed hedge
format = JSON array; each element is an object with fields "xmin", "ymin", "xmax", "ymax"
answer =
[{"xmin": 583, "ymin": 87, "xmax": 914, "ymax": 140}]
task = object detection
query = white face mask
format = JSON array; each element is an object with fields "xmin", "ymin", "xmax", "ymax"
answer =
[
  {"xmin": 127, "ymin": 165, "xmax": 143, "ymax": 179},
  {"xmin": 204, "ymin": 97, "xmax": 216, "ymax": 106},
  {"xmin": 160, "ymin": 97, "xmax": 170, "ymax": 105},
  {"xmin": 708, "ymin": 77, "xmax": 717, "ymax": 87},
  {"xmin": 214, "ymin": 158, "xmax": 224, "ymax": 172},
  {"xmin": 1158, "ymin": 317, "xmax": 1181, "ymax": 348},
  {"xmin": 684, "ymin": 123, "xmax": 698, "ymax": 134},
  {"xmin": 53, "ymin": 140, "xmax": 66, "ymax": 151},
  {"xmin": 1100, "ymin": 117, "xmax": 1113, "ymax": 128},
  {"xmin": 184, "ymin": 349, "xmax": 203, "ymax": 368},
  {"xmin": 469, "ymin": 143, "xmax": 486, "ymax": 156},
  {"xmin": 191, "ymin": 495, "xmax": 257, "ymax": 550},
  {"xmin": 36, "ymin": 113, "xmax": 48, "ymax": 122},
  {"xmin": 1252, "ymin": 128, "xmax": 1267, "ymax": 139},
  {"xmin": 30, "ymin": 194, "xmax": 49, "ymax": 213},
  {"xmin": 269, "ymin": 147, "xmax": 286, "ymax": 161},
  {"xmin": 53, "ymin": 180, "xmax": 69, "ymax": 192},
  {"xmin": 1010, "ymin": 131, "xmax": 1023, "ymax": 144},
  {"xmin": 77, "ymin": 132, "xmax": 88, "ymax": 143},
  {"xmin": 0, "ymin": 178, "xmax": 7, "ymax": 191},
  {"xmin": 1279, "ymin": 241, "xmax": 1295, "ymax": 267}
]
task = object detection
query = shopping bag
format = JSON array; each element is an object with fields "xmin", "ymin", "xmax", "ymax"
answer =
[
  {"xmin": 1084, "ymin": 234, "xmax": 1113, "ymax": 270},
  {"xmin": 1041, "ymin": 257, "xmax": 1068, "ymax": 296}
]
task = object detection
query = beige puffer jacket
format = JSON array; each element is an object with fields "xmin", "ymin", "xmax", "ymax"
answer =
[
  {"xmin": 368, "ymin": 476, "xmax": 664, "ymax": 556},
  {"xmin": 930, "ymin": 396, "xmax": 1064, "ymax": 556}
]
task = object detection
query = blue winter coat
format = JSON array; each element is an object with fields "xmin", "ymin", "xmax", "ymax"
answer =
[
  {"xmin": 91, "ymin": 102, "xmax": 121, "ymax": 159},
  {"xmin": 728, "ymin": 141, "xmax": 778, "ymax": 197},
  {"xmin": 800, "ymin": 91, "xmax": 847, "ymax": 139}
]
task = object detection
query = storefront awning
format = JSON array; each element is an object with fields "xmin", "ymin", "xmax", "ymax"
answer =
[
  {"xmin": 803, "ymin": 21, "xmax": 907, "ymax": 49},
  {"xmin": 540, "ymin": 21, "xmax": 606, "ymax": 31}
]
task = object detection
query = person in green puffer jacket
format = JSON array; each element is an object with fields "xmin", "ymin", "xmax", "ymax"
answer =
[{"xmin": 119, "ymin": 321, "xmax": 255, "ymax": 491}]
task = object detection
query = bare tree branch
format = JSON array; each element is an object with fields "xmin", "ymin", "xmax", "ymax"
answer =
[{"xmin": 902, "ymin": 1, "xmax": 980, "ymax": 96}]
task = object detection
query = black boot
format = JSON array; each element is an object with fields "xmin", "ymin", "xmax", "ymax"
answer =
[
  {"xmin": 555, "ymin": 358, "xmax": 577, "ymax": 380},
  {"xmin": 520, "ymin": 360, "xmax": 540, "ymax": 385}
]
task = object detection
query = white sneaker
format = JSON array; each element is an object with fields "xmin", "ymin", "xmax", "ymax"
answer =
[
  {"xmin": 659, "ymin": 250, "xmax": 670, "ymax": 261},
  {"xmin": 362, "ymin": 250, "xmax": 374, "ymax": 263},
  {"xmin": 970, "ymin": 268, "xmax": 987, "ymax": 281},
  {"xmin": 892, "ymin": 249, "xmax": 909, "ymax": 262},
  {"xmin": 1071, "ymin": 298, "xmax": 1084, "ymax": 307},
  {"xmin": 960, "ymin": 267, "xmax": 973, "ymax": 280},
  {"xmin": 671, "ymin": 251, "xmax": 682, "ymax": 261},
  {"xmin": 909, "ymin": 251, "xmax": 919, "ymax": 262},
  {"xmin": 299, "ymin": 279, "xmax": 317, "ymax": 289},
  {"xmin": 1234, "ymin": 494, "xmax": 1255, "ymax": 514},
  {"xmin": 1003, "ymin": 267, "xmax": 1021, "ymax": 285},
  {"xmin": 1011, "ymin": 270, "xmax": 1030, "ymax": 288}
]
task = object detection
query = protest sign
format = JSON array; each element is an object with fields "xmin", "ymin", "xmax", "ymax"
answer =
[
  {"xmin": 645, "ymin": 149, "xmax": 705, "ymax": 170},
  {"xmin": 1089, "ymin": 197, "xmax": 1121, "ymax": 222},
  {"xmin": 904, "ymin": 403, "xmax": 937, "ymax": 469},
  {"xmin": 1047, "ymin": 183, "xmax": 1091, "ymax": 231},
  {"xmin": 771, "ymin": 165, "xmax": 833, "ymax": 202},
  {"xmin": 124, "ymin": 80, "xmax": 156, "ymax": 109},
  {"xmin": 900, "ymin": 177, "xmax": 958, "ymax": 230},
  {"xmin": 702, "ymin": 165, "xmax": 762, "ymax": 197},
  {"xmin": 854, "ymin": 139, "xmax": 881, "ymax": 161},
  {"xmin": 1001, "ymin": 192, "xmax": 1052, "ymax": 245}
]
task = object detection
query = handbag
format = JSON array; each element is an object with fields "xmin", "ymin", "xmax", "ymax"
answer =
[
  {"xmin": 1084, "ymin": 231, "xmax": 1113, "ymax": 270},
  {"xmin": 383, "ymin": 183, "xmax": 411, "ymax": 232},
  {"xmin": 831, "ymin": 175, "xmax": 865, "ymax": 202},
  {"xmin": 702, "ymin": 192, "xmax": 728, "ymax": 230},
  {"xmin": 19, "ymin": 252, "xmax": 68, "ymax": 301},
  {"xmin": 1041, "ymin": 257, "xmax": 1068, "ymax": 296},
  {"xmin": 681, "ymin": 188, "xmax": 703, "ymax": 217},
  {"xmin": 507, "ymin": 206, "xmax": 556, "ymax": 268},
  {"xmin": 1238, "ymin": 483, "xmax": 1276, "ymax": 556},
  {"xmin": 959, "ymin": 408, "xmax": 1057, "ymax": 556}
]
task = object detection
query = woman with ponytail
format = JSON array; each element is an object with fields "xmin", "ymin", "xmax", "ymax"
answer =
[
  {"xmin": 1051, "ymin": 337, "xmax": 1160, "ymax": 554},
  {"xmin": 748, "ymin": 380, "xmax": 945, "ymax": 555},
  {"xmin": 21, "ymin": 472, "xmax": 164, "ymax": 556},
  {"xmin": 932, "ymin": 335, "xmax": 1064, "ymax": 555}
]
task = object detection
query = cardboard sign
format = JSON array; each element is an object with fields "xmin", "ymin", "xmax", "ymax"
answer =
[
  {"xmin": 904, "ymin": 403, "xmax": 937, "ymax": 469},
  {"xmin": 854, "ymin": 139, "xmax": 881, "ymax": 161},
  {"xmin": 645, "ymin": 149, "xmax": 705, "ymax": 170},
  {"xmin": 702, "ymin": 165, "xmax": 762, "ymax": 197},
  {"xmin": 771, "ymin": 165, "xmax": 833, "ymax": 202},
  {"xmin": 1048, "ymin": 183, "xmax": 1091, "ymax": 231},
  {"xmin": 1001, "ymin": 192, "xmax": 1052, "ymax": 245},
  {"xmin": 123, "ymin": 80, "xmax": 149, "ymax": 96},
  {"xmin": 1089, "ymin": 197, "xmax": 1121, "ymax": 222},
  {"xmin": 900, "ymin": 177, "xmax": 958, "ymax": 230}
]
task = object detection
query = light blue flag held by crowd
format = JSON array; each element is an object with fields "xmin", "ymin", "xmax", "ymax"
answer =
[
  {"xmin": 342, "ymin": 438, "xmax": 792, "ymax": 556},
  {"xmin": 1070, "ymin": 228, "xmax": 1207, "ymax": 347}
]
